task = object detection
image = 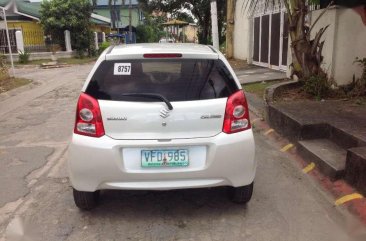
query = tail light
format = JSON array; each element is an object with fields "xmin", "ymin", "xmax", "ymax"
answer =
[
  {"xmin": 143, "ymin": 53, "xmax": 182, "ymax": 58},
  {"xmin": 223, "ymin": 90, "xmax": 251, "ymax": 134},
  {"xmin": 74, "ymin": 93, "xmax": 105, "ymax": 137}
]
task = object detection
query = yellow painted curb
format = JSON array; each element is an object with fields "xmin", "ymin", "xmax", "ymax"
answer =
[
  {"xmin": 264, "ymin": 129, "xmax": 274, "ymax": 136},
  {"xmin": 335, "ymin": 193, "xmax": 364, "ymax": 206},
  {"xmin": 280, "ymin": 143, "xmax": 294, "ymax": 152},
  {"xmin": 302, "ymin": 162, "xmax": 315, "ymax": 173}
]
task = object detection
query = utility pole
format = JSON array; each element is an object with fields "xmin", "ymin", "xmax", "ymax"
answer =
[
  {"xmin": 128, "ymin": 0, "xmax": 132, "ymax": 43},
  {"xmin": 226, "ymin": 0, "xmax": 235, "ymax": 59},
  {"xmin": 1, "ymin": 7, "xmax": 15, "ymax": 77},
  {"xmin": 210, "ymin": 0, "xmax": 219, "ymax": 50}
]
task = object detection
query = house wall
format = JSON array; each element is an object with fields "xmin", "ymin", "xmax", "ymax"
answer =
[
  {"xmin": 310, "ymin": 7, "xmax": 366, "ymax": 86},
  {"xmin": 332, "ymin": 8, "xmax": 365, "ymax": 85},
  {"xmin": 233, "ymin": 0, "xmax": 251, "ymax": 61},
  {"xmin": 91, "ymin": 25, "xmax": 111, "ymax": 34},
  {"xmin": 7, "ymin": 20, "xmax": 44, "ymax": 45},
  {"xmin": 184, "ymin": 25, "xmax": 198, "ymax": 43},
  {"xmin": 95, "ymin": 8, "xmax": 142, "ymax": 28}
]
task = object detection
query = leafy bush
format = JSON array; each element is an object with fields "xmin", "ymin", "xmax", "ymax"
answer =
[
  {"xmin": 355, "ymin": 57, "xmax": 366, "ymax": 85},
  {"xmin": 88, "ymin": 45, "xmax": 98, "ymax": 57},
  {"xmin": 75, "ymin": 49, "xmax": 85, "ymax": 59},
  {"xmin": 18, "ymin": 50, "xmax": 30, "ymax": 64},
  {"xmin": 302, "ymin": 75, "xmax": 330, "ymax": 99},
  {"xmin": 98, "ymin": 41, "xmax": 110, "ymax": 54}
]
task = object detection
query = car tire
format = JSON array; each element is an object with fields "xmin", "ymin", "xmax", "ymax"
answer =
[
  {"xmin": 73, "ymin": 188, "xmax": 99, "ymax": 210},
  {"xmin": 228, "ymin": 182, "xmax": 253, "ymax": 204}
]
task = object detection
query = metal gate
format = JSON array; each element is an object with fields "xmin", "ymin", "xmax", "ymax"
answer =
[
  {"xmin": 0, "ymin": 29, "xmax": 17, "ymax": 54},
  {"xmin": 252, "ymin": 11, "xmax": 289, "ymax": 71}
]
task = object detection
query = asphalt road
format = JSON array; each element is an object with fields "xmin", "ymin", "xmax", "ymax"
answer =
[{"xmin": 0, "ymin": 64, "xmax": 365, "ymax": 241}]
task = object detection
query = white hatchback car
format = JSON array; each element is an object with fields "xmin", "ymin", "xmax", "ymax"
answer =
[{"xmin": 68, "ymin": 43, "xmax": 256, "ymax": 210}]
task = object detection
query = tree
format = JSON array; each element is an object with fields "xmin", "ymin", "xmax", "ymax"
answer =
[
  {"xmin": 40, "ymin": 0, "xmax": 94, "ymax": 55},
  {"xmin": 138, "ymin": 0, "xmax": 227, "ymax": 45},
  {"xmin": 226, "ymin": 0, "xmax": 235, "ymax": 59},
  {"xmin": 136, "ymin": 15, "xmax": 166, "ymax": 43}
]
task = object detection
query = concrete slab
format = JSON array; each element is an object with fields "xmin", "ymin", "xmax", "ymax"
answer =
[
  {"xmin": 270, "ymin": 100, "xmax": 366, "ymax": 148},
  {"xmin": 236, "ymin": 66, "xmax": 287, "ymax": 84},
  {"xmin": 298, "ymin": 139, "xmax": 347, "ymax": 180},
  {"xmin": 0, "ymin": 146, "xmax": 54, "ymax": 207}
]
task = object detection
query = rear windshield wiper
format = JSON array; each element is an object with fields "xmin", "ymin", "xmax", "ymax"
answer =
[{"xmin": 120, "ymin": 93, "xmax": 173, "ymax": 110}]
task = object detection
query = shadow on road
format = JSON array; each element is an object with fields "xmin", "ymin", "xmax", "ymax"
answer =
[{"xmin": 87, "ymin": 187, "xmax": 249, "ymax": 218}]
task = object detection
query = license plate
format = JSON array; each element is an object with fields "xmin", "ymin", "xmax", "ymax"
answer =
[{"xmin": 141, "ymin": 149, "xmax": 189, "ymax": 167}]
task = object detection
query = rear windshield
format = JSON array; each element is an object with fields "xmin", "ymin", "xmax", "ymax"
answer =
[{"xmin": 86, "ymin": 59, "xmax": 239, "ymax": 102}]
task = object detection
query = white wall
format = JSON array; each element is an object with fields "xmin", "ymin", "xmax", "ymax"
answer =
[
  {"xmin": 233, "ymin": 0, "xmax": 251, "ymax": 61},
  {"xmin": 333, "ymin": 8, "xmax": 366, "ymax": 85},
  {"xmin": 310, "ymin": 7, "xmax": 366, "ymax": 86}
]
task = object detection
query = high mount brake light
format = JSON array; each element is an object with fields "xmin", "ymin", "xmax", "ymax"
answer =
[
  {"xmin": 74, "ymin": 93, "xmax": 105, "ymax": 138},
  {"xmin": 143, "ymin": 53, "xmax": 182, "ymax": 58},
  {"xmin": 223, "ymin": 91, "xmax": 251, "ymax": 134}
]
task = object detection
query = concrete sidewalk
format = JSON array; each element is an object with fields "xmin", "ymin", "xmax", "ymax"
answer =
[{"xmin": 235, "ymin": 65, "xmax": 287, "ymax": 84}]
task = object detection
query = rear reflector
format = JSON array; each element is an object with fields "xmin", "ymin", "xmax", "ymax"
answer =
[{"xmin": 143, "ymin": 53, "xmax": 182, "ymax": 58}]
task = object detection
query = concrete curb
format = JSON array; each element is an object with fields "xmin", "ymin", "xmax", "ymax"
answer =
[
  {"xmin": 263, "ymin": 81, "xmax": 366, "ymax": 196},
  {"xmin": 264, "ymin": 80, "xmax": 299, "ymax": 104}
]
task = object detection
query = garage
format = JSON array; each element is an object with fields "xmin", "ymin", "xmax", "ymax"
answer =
[{"xmin": 252, "ymin": 10, "xmax": 289, "ymax": 71}]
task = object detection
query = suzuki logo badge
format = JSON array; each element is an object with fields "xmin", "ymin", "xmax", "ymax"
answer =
[{"xmin": 160, "ymin": 108, "xmax": 170, "ymax": 119}]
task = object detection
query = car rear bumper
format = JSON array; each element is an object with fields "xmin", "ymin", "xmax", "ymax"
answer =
[{"xmin": 68, "ymin": 130, "xmax": 256, "ymax": 191}]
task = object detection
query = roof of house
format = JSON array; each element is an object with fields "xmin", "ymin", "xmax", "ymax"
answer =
[
  {"xmin": 15, "ymin": 0, "xmax": 41, "ymax": 19},
  {"xmin": 1, "ymin": 0, "xmax": 111, "ymax": 25}
]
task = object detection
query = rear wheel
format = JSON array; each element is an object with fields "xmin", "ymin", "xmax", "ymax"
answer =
[
  {"xmin": 228, "ymin": 182, "xmax": 253, "ymax": 204},
  {"xmin": 73, "ymin": 188, "xmax": 100, "ymax": 210}
]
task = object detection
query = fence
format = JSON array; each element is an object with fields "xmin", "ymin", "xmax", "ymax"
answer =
[
  {"xmin": 0, "ymin": 29, "xmax": 17, "ymax": 54},
  {"xmin": 1, "ymin": 28, "xmax": 108, "ymax": 61},
  {"xmin": 23, "ymin": 29, "xmax": 65, "ymax": 52}
]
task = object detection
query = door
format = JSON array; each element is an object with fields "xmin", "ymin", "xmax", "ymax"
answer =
[
  {"xmin": 260, "ymin": 15, "xmax": 270, "ymax": 64},
  {"xmin": 252, "ymin": 11, "xmax": 289, "ymax": 70},
  {"xmin": 270, "ymin": 13, "xmax": 281, "ymax": 66},
  {"xmin": 253, "ymin": 17, "xmax": 260, "ymax": 62},
  {"xmin": 281, "ymin": 13, "xmax": 289, "ymax": 68}
]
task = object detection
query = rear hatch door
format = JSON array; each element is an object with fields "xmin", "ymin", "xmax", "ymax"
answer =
[{"xmin": 85, "ymin": 58, "xmax": 239, "ymax": 140}]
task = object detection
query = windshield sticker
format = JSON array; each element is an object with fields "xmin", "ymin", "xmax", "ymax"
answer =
[{"xmin": 114, "ymin": 63, "xmax": 131, "ymax": 75}]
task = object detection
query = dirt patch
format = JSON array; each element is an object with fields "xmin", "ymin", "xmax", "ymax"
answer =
[
  {"xmin": 0, "ymin": 76, "xmax": 32, "ymax": 94},
  {"xmin": 228, "ymin": 59, "xmax": 249, "ymax": 70},
  {"xmin": 278, "ymin": 84, "xmax": 366, "ymax": 105},
  {"xmin": 243, "ymin": 81, "xmax": 283, "ymax": 98}
]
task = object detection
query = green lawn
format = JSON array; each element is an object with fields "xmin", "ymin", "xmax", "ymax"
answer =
[{"xmin": 242, "ymin": 81, "xmax": 282, "ymax": 98}]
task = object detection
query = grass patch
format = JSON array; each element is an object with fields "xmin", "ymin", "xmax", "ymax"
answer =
[
  {"xmin": 242, "ymin": 81, "xmax": 282, "ymax": 98},
  {"xmin": 14, "ymin": 56, "xmax": 97, "ymax": 66},
  {"xmin": 57, "ymin": 57, "xmax": 97, "ymax": 65},
  {"xmin": 0, "ymin": 74, "xmax": 32, "ymax": 93},
  {"xmin": 16, "ymin": 59, "xmax": 52, "ymax": 65}
]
